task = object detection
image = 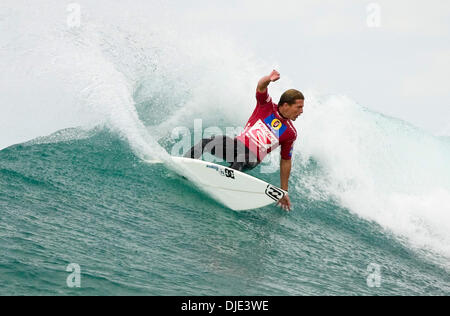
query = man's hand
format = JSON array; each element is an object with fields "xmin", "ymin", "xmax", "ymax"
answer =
[
  {"xmin": 269, "ymin": 69, "xmax": 280, "ymax": 82},
  {"xmin": 277, "ymin": 194, "xmax": 292, "ymax": 212},
  {"xmin": 257, "ymin": 70, "xmax": 280, "ymax": 92}
]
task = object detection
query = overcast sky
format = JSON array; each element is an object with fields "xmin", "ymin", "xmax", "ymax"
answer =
[
  {"xmin": 168, "ymin": 0, "xmax": 450, "ymax": 135},
  {"xmin": 1, "ymin": 0, "xmax": 449, "ymax": 150}
]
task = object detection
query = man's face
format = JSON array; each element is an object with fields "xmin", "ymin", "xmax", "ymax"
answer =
[{"xmin": 281, "ymin": 99, "xmax": 304, "ymax": 121}]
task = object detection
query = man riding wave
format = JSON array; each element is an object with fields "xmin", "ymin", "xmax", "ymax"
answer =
[{"xmin": 185, "ymin": 70, "xmax": 304, "ymax": 211}]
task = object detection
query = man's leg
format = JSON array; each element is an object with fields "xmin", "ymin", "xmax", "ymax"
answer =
[
  {"xmin": 228, "ymin": 138, "xmax": 259, "ymax": 172},
  {"xmin": 229, "ymin": 161, "xmax": 245, "ymax": 171},
  {"xmin": 184, "ymin": 136, "xmax": 256, "ymax": 172},
  {"xmin": 184, "ymin": 136, "xmax": 235, "ymax": 160},
  {"xmin": 183, "ymin": 137, "xmax": 215, "ymax": 159}
]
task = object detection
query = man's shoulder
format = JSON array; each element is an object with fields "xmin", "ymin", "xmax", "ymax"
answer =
[
  {"xmin": 285, "ymin": 120, "xmax": 298, "ymax": 140},
  {"xmin": 256, "ymin": 88, "xmax": 273, "ymax": 106}
]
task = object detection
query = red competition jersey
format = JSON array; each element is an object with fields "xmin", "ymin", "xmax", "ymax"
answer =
[{"xmin": 236, "ymin": 89, "xmax": 297, "ymax": 162}]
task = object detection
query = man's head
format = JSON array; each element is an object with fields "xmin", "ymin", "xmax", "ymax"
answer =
[{"xmin": 278, "ymin": 89, "xmax": 304, "ymax": 121}]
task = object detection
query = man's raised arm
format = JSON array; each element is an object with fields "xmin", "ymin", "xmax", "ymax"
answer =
[{"xmin": 257, "ymin": 69, "xmax": 280, "ymax": 92}]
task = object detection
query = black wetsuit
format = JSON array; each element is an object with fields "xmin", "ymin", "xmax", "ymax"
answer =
[{"xmin": 184, "ymin": 136, "xmax": 259, "ymax": 172}]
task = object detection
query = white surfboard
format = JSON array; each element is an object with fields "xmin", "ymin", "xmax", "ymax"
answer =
[{"xmin": 154, "ymin": 156, "xmax": 287, "ymax": 211}]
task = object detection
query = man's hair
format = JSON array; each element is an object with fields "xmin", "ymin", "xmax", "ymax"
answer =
[{"xmin": 278, "ymin": 89, "xmax": 304, "ymax": 107}]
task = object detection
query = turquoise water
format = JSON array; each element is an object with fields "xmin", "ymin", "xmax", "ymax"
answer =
[{"xmin": 1, "ymin": 130, "xmax": 449, "ymax": 295}]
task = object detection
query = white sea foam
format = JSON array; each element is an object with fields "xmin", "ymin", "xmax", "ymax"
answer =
[
  {"xmin": 0, "ymin": 0, "xmax": 271, "ymax": 162},
  {"xmin": 295, "ymin": 93, "xmax": 450, "ymax": 265}
]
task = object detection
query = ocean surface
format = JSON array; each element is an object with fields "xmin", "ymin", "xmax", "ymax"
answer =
[
  {"xmin": 1, "ymin": 1, "xmax": 449, "ymax": 295},
  {"xmin": 1, "ymin": 123, "xmax": 449, "ymax": 295}
]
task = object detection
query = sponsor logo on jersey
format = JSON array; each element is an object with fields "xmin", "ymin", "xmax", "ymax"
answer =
[
  {"xmin": 271, "ymin": 119, "xmax": 282, "ymax": 130},
  {"xmin": 246, "ymin": 120, "xmax": 279, "ymax": 150},
  {"xmin": 264, "ymin": 114, "xmax": 287, "ymax": 137}
]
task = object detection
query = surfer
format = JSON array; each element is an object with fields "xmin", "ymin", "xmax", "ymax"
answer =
[{"xmin": 184, "ymin": 70, "xmax": 304, "ymax": 211}]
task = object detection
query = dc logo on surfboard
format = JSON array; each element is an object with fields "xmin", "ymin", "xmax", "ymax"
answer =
[
  {"xmin": 206, "ymin": 164, "xmax": 235, "ymax": 180},
  {"xmin": 224, "ymin": 168, "xmax": 235, "ymax": 179}
]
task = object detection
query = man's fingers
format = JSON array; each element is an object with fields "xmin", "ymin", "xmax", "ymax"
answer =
[{"xmin": 276, "ymin": 197, "xmax": 292, "ymax": 212}]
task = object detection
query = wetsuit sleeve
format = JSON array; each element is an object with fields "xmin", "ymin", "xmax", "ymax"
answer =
[
  {"xmin": 256, "ymin": 88, "xmax": 272, "ymax": 107},
  {"xmin": 280, "ymin": 139, "xmax": 295, "ymax": 160}
]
